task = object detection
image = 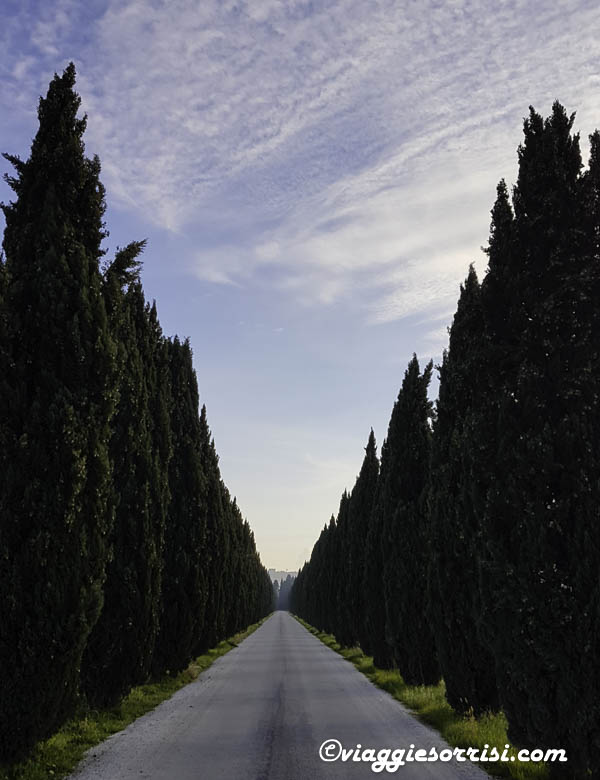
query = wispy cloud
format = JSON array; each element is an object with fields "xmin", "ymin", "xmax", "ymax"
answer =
[
  {"xmin": 188, "ymin": 144, "xmax": 499, "ymax": 328},
  {"xmin": 3, "ymin": 0, "xmax": 600, "ymax": 330}
]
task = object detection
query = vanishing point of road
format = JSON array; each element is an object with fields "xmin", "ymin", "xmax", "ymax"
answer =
[{"xmin": 70, "ymin": 611, "xmax": 487, "ymax": 780}]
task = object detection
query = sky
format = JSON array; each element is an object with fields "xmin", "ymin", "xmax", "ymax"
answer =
[{"xmin": 2, "ymin": 0, "xmax": 600, "ymax": 570}]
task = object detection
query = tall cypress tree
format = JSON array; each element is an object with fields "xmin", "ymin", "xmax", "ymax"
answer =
[
  {"xmin": 293, "ymin": 515, "xmax": 336, "ymax": 630},
  {"xmin": 479, "ymin": 104, "xmax": 600, "ymax": 774},
  {"xmin": 383, "ymin": 356, "xmax": 439, "ymax": 685},
  {"xmin": 238, "ymin": 518, "xmax": 271, "ymax": 627},
  {"xmin": 224, "ymin": 494, "xmax": 245, "ymax": 638},
  {"xmin": 313, "ymin": 516, "xmax": 337, "ymax": 632},
  {"xmin": 197, "ymin": 407, "xmax": 228, "ymax": 652},
  {"xmin": 219, "ymin": 484, "xmax": 238, "ymax": 639},
  {"xmin": 145, "ymin": 302, "xmax": 173, "ymax": 576},
  {"xmin": 0, "ymin": 64, "xmax": 115, "ymax": 761},
  {"xmin": 468, "ymin": 177, "xmax": 517, "ymax": 664},
  {"xmin": 320, "ymin": 515, "xmax": 338, "ymax": 632},
  {"xmin": 290, "ymin": 563, "xmax": 305, "ymax": 616},
  {"xmin": 340, "ymin": 430, "xmax": 379, "ymax": 651},
  {"xmin": 331, "ymin": 490, "xmax": 350, "ymax": 639},
  {"xmin": 316, "ymin": 520, "xmax": 333, "ymax": 630},
  {"xmin": 427, "ymin": 266, "xmax": 499, "ymax": 715},
  {"xmin": 0, "ymin": 251, "xmax": 8, "ymax": 438},
  {"xmin": 152, "ymin": 337, "xmax": 207, "ymax": 674},
  {"xmin": 364, "ymin": 362, "xmax": 431, "ymax": 672},
  {"xmin": 363, "ymin": 438, "xmax": 396, "ymax": 669},
  {"xmin": 82, "ymin": 265, "xmax": 170, "ymax": 705}
]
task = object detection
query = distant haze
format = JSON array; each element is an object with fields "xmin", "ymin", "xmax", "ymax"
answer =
[{"xmin": 268, "ymin": 570, "xmax": 297, "ymax": 585}]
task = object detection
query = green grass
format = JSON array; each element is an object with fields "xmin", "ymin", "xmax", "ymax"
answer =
[
  {"xmin": 294, "ymin": 616, "xmax": 548, "ymax": 780},
  {"xmin": 0, "ymin": 616, "xmax": 270, "ymax": 780}
]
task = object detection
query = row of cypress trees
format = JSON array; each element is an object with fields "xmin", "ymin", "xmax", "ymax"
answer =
[
  {"xmin": 0, "ymin": 64, "xmax": 274, "ymax": 766},
  {"xmin": 290, "ymin": 101, "xmax": 600, "ymax": 778}
]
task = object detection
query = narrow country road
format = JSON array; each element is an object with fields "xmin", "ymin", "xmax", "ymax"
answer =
[{"xmin": 70, "ymin": 612, "xmax": 487, "ymax": 780}]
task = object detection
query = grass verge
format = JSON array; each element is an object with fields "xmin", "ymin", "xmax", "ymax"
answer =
[
  {"xmin": 294, "ymin": 616, "xmax": 548, "ymax": 780},
  {"xmin": 0, "ymin": 616, "xmax": 271, "ymax": 780}
]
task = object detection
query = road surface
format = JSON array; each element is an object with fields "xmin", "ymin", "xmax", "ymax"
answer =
[{"xmin": 70, "ymin": 611, "xmax": 487, "ymax": 779}]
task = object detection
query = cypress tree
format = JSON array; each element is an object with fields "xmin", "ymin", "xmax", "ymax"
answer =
[
  {"xmin": 241, "ymin": 519, "xmax": 271, "ymax": 626},
  {"xmin": 145, "ymin": 302, "xmax": 173, "ymax": 569},
  {"xmin": 363, "ymin": 440, "xmax": 396, "ymax": 670},
  {"xmin": 341, "ymin": 430, "xmax": 379, "ymax": 651},
  {"xmin": 290, "ymin": 571, "xmax": 299, "ymax": 615},
  {"xmin": 290, "ymin": 564, "xmax": 305, "ymax": 616},
  {"xmin": 313, "ymin": 516, "xmax": 336, "ymax": 632},
  {"xmin": 294, "ymin": 514, "xmax": 337, "ymax": 631},
  {"xmin": 0, "ymin": 64, "xmax": 115, "ymax": 761},
  {"xmin": 197, "ymin": 407, "xmax": 229, "ymax": 651},
  {"xmin": 151, "ymin": 337, "xmax": 207, "ymax": 675},
  {"xmin": 293, "ymin": 516, "xmax": 336, "ymax": 629},
  {"xmin": 238, "ymin": 518, "xmax": 255, "ymax": 626},
  {"xmin": 300, "ymin": 526, "xmax": 321, "ymax": 627},
  {"xmin": 263, "ymin": 566, "xmax": 278, "ymax": 617},
  {"xmin": 331, "ymin": 490, "xmax": 350, "ymax": 639},
  {"xmin": 479, "ymin": 104, "xmax": 600, "ymax": 774},
  {"xmin": 468, "ymin": 178, "xmax": 517, "ymax": 665},
  {"xmin": 364, "ymin": 363, "xmax": 431, "ymax": 672},
  {"xmin": 219, "ymin": 486, "xmax": 237, "ymax": 639},
  {"xmin": 83, "ymin": 267, "xmax": 171, "ymax": 704},
  {"xmin": 427, "ymin": 266, "xmax": 499, "ymax": 715},
  {"xmin": 321, "ymin": 515, "xmax": 337, "ymax": 631},
  {"xmin": 383, "ymin": 356, "xmax": 439, "ymax": 685},
  {"xmin": 0, "ymin": 251, "xmax": 8, "ymax": 435},
  {"xmin": 224, "ymin": 495, "xmax": 246, "ymax": 638}
]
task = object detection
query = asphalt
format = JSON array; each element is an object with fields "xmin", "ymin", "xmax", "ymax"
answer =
[{"xmin": 69, "ymin": 611, "xmax": 488, "ymax": 780}]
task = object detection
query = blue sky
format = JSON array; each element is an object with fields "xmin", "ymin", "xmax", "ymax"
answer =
[{"xmin": 2, "ymin": 0, "xmax": 600, "ymax": 569}]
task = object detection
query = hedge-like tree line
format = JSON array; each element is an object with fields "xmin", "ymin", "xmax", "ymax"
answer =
[
  {"xmin": 290, "ymin": 102, "xmax": 600, "ymax": 778},
  {"xmin": 0, "ymin": 64, "xmax": 274, "ymax": 765}
]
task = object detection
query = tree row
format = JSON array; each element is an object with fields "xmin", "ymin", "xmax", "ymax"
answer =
[
  {"xmin": 0, "ymin": 64, "xmax": 274, "ymax": 766},
  {"xmin": 290, "ymin": 101, "xmax": 600, "ymax": 778}
]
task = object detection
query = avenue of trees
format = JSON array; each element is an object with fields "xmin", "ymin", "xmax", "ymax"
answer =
[
  {"xmin": 0, "ymin": 64, "xmax": 274, "ymax": 765},
  {"xmin": 291, "ymin": 102, "xmax": 600, "ymax": 778}
]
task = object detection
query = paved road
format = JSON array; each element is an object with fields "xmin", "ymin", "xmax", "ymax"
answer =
[{"xmin": 70, "ymin": 612, "xmax": 487, "ymax": 780}]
